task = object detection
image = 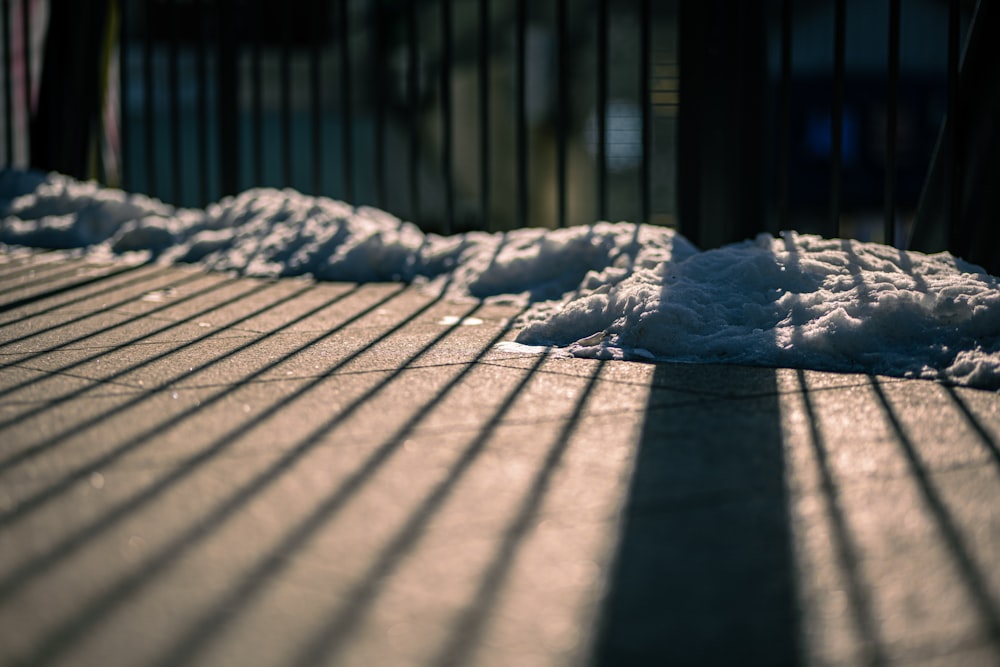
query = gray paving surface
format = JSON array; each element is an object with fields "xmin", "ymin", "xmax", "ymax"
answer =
[{"xmin": 0, "ymin": 250, "xmax": 998, "ymax": 666}]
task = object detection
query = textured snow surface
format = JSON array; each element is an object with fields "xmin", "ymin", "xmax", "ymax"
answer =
[{"xmin": 4, "ymin": 170, "xmax": 1000, "ymax": 388}]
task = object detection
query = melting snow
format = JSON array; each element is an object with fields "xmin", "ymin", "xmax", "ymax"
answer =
[{"xmin": 4, "ymin": 170, "xmax": 1000, "ymax": 389}]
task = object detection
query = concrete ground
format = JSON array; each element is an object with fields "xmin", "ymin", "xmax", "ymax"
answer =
[{"xmin": 0, "ymin": 250, "xmax": 998, "ymax": 667}]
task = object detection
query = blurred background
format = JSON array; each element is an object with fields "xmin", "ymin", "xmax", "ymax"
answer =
[{"xmin": 0, "ymin": 0, "xmax": 982, "ymax": 245}]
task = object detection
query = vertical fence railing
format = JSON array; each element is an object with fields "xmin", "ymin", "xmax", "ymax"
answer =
[
  {"xmin": 406, "ymin": 0, "xmax": 420, "ymax": 224},
  {"xmin": 884, "ymin": 0, "xmax": 900, "ymax": 248},
  {"xmin": 0, "ymin": 0, "xmax": 668, "ymax": 234},
  {"xmin": 339, "ymin": 0, "xmax": 353, "ymax": 203},
  {"xmin": 250, "ymin": 0, "xmax": 263, "ymax": 187},
  {"xmin": 196, "ymin": 0, "xmax": 209, "ymax": 205},
  {"xmin": 372, "ymin": 0, "xmax": 386, "ymax": 208},
  {"xmin": 829, "ymin": 0, "xmax": 845, "ymax": 239},
  {"xmin": 279, "ymin": 7, "xmax": 291, "ymax": 188},
  {"xmin": 946, "ymin": 0, "xmax": 962, "ymax": 255},
  {"xmin": 19, "ymin": 0, "xmax": 29, "ymax": 164},
  {"xmin": 167, "ymin": 0, "xmax": 180, "ymax": 205},
  {"xmin": 514, "ymin": 0, "xmax": 527, "ymax": 229},
  {"xmin": 141, "ymin": 2, "xmax": 156, "ymax": 194},
  {"xmin": 478, "ymin": 0, "xmax": 490, "ymax": 231},
  {"xmin": 639, "ymin": 0, "xmax": 651, "ymax": 225},
  {"xmin": 1, "ymin": 0, "xmax": 980, "ymax": 258},
  {"xmin": 776, "ymin": 0, "xmax": 792, "ymax": 233},
  {"xmin": 555, "ymin": 0, "xmax": 566, "ymax": 229},
  {"xmin": 2, "ymin": 0, "xmax": 13, "ymax": 167},
  {"xmin": 119, "ymin": 0, "xmax": 130, "ymax": 191},
  {"xmin": 440, "ymin": 0, "xmax": 452, "ymax": 234},
  {"xmin": 595, "ymin": 0, "xmax": 608, "ymax": 222}
]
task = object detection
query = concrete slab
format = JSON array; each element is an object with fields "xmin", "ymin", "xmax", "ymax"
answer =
[{"xmin": 0, "ymin": 254, "xmax": 998, "ymax": 666}]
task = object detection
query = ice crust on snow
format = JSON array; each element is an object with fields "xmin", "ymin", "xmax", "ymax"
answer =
[{"xmin": 4, "ymin": 170, "xmax": 1000, "ymax": 389}]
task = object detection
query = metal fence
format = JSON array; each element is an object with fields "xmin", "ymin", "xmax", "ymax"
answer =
[{"xmin": 1, "ymin": 1, "xmax": 992, "ymax": 262}]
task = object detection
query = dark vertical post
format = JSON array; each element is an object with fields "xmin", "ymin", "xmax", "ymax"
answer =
[
  {"xmin": 830, "ymin": 0, "xmax": 845, "ymax": 238},
  {"xmin": 441, "ymin": 0, "xmax": 453, "ymax": 233},
  {"xmin": 168, "ymin": 0, "xmax": 181, "ymax": 204},
  {"xmin": 143, "ymin": 0, "xmax": 155, "ymax": 194},
  {"xmin": 4, "ymin": 0, "xmax": 15, "ymax": 165},
  {"xmin": 29, "ymin": 1, "xmax": 111, "ymax": 179},
  {"xmin": 373, "ymin": 0, "xmax": 386, "ymax": 207},
  {"xmin": 310, "ymin": 0, "xmax": 322, "ymax": 196},
  {"xmin": 280, "ymin": 6, "xmax": 292, "ymax": 187},
  {"xmin": 596, "ymin": 0, "xmax": 607, "ymax": 221},
  {"xmin": 340, "ymin": 0, "xmax": 354, "ymax": 202},
  {"xmin": 407, "ymin": 0, "xmax": 420, "ymax": 222},
  {"xmin": 20, "ymin": 0, "xmax": 31, "ymax": 162},
  {"xmin": 478, "ymin": 0, "xmax": 490, "ymax": 231},
  {"xmin": 556, "ymin": 0, "xmax": 567, "ymax": 228},
  {"xmin": 911, "ymin": 2, "xmax": 1000, "ymax": 274},
  {"xmin": 678, "ymin": 0, "xmax": 765, "ymax": 248},
  {"xmin": 515, "ymin": 0, "xmax": 527, "ymax": 228},
  {"xmin": 216, "ymin": 0, "xmax": 239, "ymax": 198},
  {"xmin": 639, "ymin": 0, "xmax": 651, "ymax": 224},
  {"xmin": 196, "ymin": 0, "xmax": 209, "ymax": 205},
  {"xmin": 884, "ymin": 0, "xmax": 900, "ymax": 247},
  {"xmin": 777, "ymin": 0, "xmax": 792, "ymax": 232},
  {"xmin": 946, "ymin": 0, "xmax": 962, "ymax": 252},
  {"xmin": 119, "ymin": 0, "xmax": 129, "ymax": 190},
  {"xmin": 251, "ymin": 0, "xmax": 263, "ymax": 186}
]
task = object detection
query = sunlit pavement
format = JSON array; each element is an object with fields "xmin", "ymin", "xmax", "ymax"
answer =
[{"xmin": 1, "ymin": 251, "xmax": 998, "ymax": 667}]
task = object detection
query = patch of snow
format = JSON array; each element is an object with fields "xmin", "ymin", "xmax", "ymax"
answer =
[{"xmin": 4, "ymin": 170, "xmax": 1000, "ymax": 389}]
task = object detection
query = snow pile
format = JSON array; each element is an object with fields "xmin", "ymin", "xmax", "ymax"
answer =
[{"xmin": 3, "ymin": 170, "xmax": 1000, "ymax": 389}]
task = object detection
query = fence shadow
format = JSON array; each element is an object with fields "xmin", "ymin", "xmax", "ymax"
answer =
[{"xmin": 591, "ymin": 363, "xmax": 801, "ymax": 665}]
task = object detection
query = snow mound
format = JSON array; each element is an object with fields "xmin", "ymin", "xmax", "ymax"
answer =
[{"xmin": 3, "ymin": 170, "xmax": 1000, "ymax": 389}]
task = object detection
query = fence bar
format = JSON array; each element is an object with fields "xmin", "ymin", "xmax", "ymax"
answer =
[
  {"xmin": 310, "ymin": 0, "xmax": 322, "ymax": 196},
  {"xmin": 167, "ymin": 0, "xmax": 181, "ymax": 204},
  {"xmin": 639, "ymin": 0, "xmax": 651, "ymax": 224},
  {"xmin": 947, "ymin": 0, "xmax": 961, "ymax": 247},
  {"xmin": 407, "ymin": 0, "xmax": 420, "ymax": 221},
  {"xmin": 515, "ymin": 0, "xmax": 527, "ymax": 228},
  {"xmin": 677, "ymin": 0, "xmax": 765, "ymax": 248},
  {"xmin": 884, "ymin": 0, "xmax": 900, "ymax": 246},
  {"xmin": 2, "ymin": 0, "xmax": 11, "ymax": 166},
  {"xmin": 216, "ymin": 0, "xmax": 238, "ymax": 197},
  {"xmin": 777, "ymin": 0, "xmax": 791, "ymax": 231},
  {"xmin": 119, "ymin": 0, "xmax": 129, "ymax": 190},
  {"xmin": 143, "ymin": 0, "xmax": 155, "ymax": 194},
  {"xmin": 373, "ymin": 0, "xmax": 385, "ymax": 207},
  {"xmin": 830, "ymin": 0, "xmax": 845, "ymax": 237},
  {"xmin": 478, "ymin": 0, "xmax": 490, "ymax": 231},
  {"xmin": 596, "ymin": 0, "xmax": 607, "ymax": 221},
  {"xmin": 20, "ymin": 0, "xmax": 31, "ymax": 162},
  {"xmin": 196, "ymin": 0, "xmax": 208, "ymax": 205},
  {"xmin": 340, "ymin": 0, "xmax": 354, "ymax": 202},
  {"xmin": 441, "ymin": 0, "xmax": 453, "ymax": 233},
  {"xmin": 251, "ymin": 0, "xmax": 263, "ymax": 186},
  {"xmin": 280, "ymin": 8, "xmax": 292, "ymax": 187},
  {"xmin": 556, "ymin": 0, "xmax": 567, "ymax": 228}
]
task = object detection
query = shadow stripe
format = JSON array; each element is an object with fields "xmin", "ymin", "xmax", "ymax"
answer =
[
  {"xmin": 943, "ymin": 385, "xmax": 1000, "ymax": 471},
  {"xmin": 0, "ymin": 284, "xmax": 391, "ymax": 602},
  {"xmin": 871, "ymin": 378, "xmax": 1000, "ymax": 643},
  {"xmin": 151, "ymin": 303, "xmax": 530, "ymax": 667},
  {"xmin": 0, "ymin": 267, "xmax": 202, "ymax": 351},
  {"xmin": 284, "ymin": 351, "xmax": 553, "ymax": 667},
  {"xmin": 0, "ymin": 263, "xmax": 148, "ymax": 314},
  {"xmin": 0, "ymin": 263, "xmax": 175, "ymax": 333},
  {"xmin": 10, "ymin": 286, "xmax": 459, "ymax": 666},
  {"xmin": 798, "ymin": 369, "xmax": 887, "ymax": 666},
  {"xmin": 0, "ymin": 280, "xmax": 321, "ymax": 522},
  {"xmin": 0, "ymin": 274, "xmax": 261, "ymax": 436},
  {"xmin": 428, "ymin": 361, "xmax": 605, "ymax": 667}
]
